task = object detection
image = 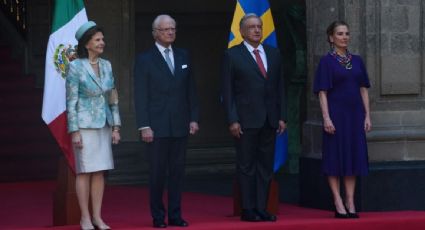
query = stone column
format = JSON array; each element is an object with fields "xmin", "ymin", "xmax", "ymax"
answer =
[{"xmin": 302, "ymin": 0, "xmax": 425, "ymax": 211}]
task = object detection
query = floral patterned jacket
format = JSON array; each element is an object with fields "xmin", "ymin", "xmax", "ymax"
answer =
[{"xmin": 66, "ymin": 58, "xmax": 121, "ymax": 133}]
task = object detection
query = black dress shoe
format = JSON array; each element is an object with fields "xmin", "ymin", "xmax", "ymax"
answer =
[
  {"xmin": 168, "ymin": 218, "xmax": 189, "ymax": 227},
  {"xmin": 348, "ymin": 212, "xmax": 359, "ymax": 218},
  {"xmin": 153, "ymin": 219, "xmax": 167, "ymax": 228},
  {"xmin": 241, "ymin": 209, "xmax": 262, "ymax": 222},
  {"xmin": 334, "ymin": 211, "xmax": 349, "ymax": 219},
  {"xmin": 256, "ymin": 210, "xmax": 277, "ymax": 222}
]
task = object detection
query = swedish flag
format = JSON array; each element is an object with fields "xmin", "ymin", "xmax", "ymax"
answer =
[
  {"xmin": 228, "ymin": 0, "xmax": 287, "ymax": 172},
  {"xmin": 228, "ymin": 0, "xmax": 277, "ymax": 48}
]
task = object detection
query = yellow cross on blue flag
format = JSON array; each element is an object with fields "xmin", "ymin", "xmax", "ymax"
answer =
[
  {"xmin": 228, "ymin": 0, "xmax": 288, "ymax": 172},
  {"xmin": 228, "ymin": 0, "xmax": 277, "ymax": 48}
]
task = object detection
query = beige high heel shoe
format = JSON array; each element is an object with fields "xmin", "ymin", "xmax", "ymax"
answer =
[
  {"xmin": 80, "ymin": 221, "xmax": 95, "ymax": 230},
  {"xmin": 92, "ymin": 220, "xmax": 111, "ymax": 230}
]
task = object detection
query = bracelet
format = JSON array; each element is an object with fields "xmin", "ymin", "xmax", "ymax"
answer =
[{"xmin": 112, "ymin": 126, "xmax": 120, "ymax": 132}]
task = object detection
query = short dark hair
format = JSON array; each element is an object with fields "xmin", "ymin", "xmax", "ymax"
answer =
[
  {"xmin": 326, "ymin": 20, "xmax": 349, "ymax": 44},
  {"xmin": 76, "ymin": 26, "xmax": 104, "ymax": 58}
]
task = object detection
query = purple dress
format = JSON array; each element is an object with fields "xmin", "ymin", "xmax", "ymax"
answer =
[{"xmin": 313, "ymin": 53, "xmax": 370, "ymax": 176}]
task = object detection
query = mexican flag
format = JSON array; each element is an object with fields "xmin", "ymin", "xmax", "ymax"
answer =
[{"xmin": 41, "ymin": 0, "xmax": 88, "ymax": 173}]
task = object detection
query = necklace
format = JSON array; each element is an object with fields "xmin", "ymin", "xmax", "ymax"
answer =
[
  {"xmin": 329, "ymin": 49, "xmax": 352, "ymax": 70},
  {"xmin": 89, "ymin": 59, "xmax": 99, "ymax": 65}
]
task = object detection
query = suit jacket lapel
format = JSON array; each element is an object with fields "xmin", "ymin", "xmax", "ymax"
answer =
[
  {"xmin": 238, "ymin": 43, "xmax": 265, "ymax": 79},
  {"xmin": 152, "ymin": 47, "xmax": 174, "ymax": 77},
  {"xmin": 82, "ymin": 59, "xmax": 103, "ymax": 88},
  {"xmin": 173, "ymin": 50, "xmax": 182, "ymax": 77},
  {"xmin": 263, "ymin": 45, "xmax": 273, "ymax": 77}
]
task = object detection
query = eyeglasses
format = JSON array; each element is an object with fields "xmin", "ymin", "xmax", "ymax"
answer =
[{"xmin": 154, "ymin": 27, "xmax": 177, "ymax": 33}]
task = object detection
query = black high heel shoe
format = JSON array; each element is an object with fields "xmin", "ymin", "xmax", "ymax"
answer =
[
  {"xmin": 344, "ymin": 204, "xmax": 359, "ymax": 218},
  {"xmin": 334, "ymin": 210, "xmax": 349, "ymax": 219},
  {"xmin": 347, "ymin": 212, "xmax": 359, "ymax": 218}
]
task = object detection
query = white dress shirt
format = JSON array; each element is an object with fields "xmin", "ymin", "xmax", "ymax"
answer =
[
  {"xmin": 243, "ymin": 41, "xmax": 268, "ymax": 71},
  {"xmin": 155, "ymin": 42, "xmax": 175, "ymax": 68}
]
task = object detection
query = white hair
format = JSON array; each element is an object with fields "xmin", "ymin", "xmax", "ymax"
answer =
[
  {"xmin": 152, "ymin": 14, "xmax": 176, "ymax": 30},
  {"xmin": 239, "ymin": 13, "xmax": 262, "ymax": 29}
]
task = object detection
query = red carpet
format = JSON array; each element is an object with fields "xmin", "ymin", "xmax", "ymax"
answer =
[{"xmin": 1, "ymin": 181, "xmax": 425, "ymax": 230}]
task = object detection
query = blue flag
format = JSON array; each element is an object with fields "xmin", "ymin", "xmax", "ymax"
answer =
[{"xmin": 274, "ymin": 131, "xmax": 288, "ymax": 172}]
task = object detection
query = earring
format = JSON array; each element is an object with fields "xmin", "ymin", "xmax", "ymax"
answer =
[{"xmin": 329, "ymin": 42, "xmax": 335, "ymax": 51}]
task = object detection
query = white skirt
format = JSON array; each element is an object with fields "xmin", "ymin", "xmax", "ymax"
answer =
[{"xmin": 73, "ymin": 126, "xmax": 114, "ymax": 174}]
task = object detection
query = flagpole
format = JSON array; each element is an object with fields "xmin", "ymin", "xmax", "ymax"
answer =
[{"xmin": 53, "ymin": 156, "xmax": 80, "ymax": 226}]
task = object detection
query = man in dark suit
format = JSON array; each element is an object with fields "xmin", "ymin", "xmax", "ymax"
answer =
[
  {"xmin": 222, "ymin": 13, "xmax": 286, "ymax": 222},
  {"xmin": 134, "ymin": 14, "xmax": 199, "ymax": 228}
]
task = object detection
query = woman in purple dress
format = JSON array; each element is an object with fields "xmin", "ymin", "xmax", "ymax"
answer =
[{"xmin": 313, "ymin": 21, "xmax": 371, "ymax": 219}]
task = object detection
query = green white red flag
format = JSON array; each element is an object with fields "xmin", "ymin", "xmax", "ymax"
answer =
[{"xmin": 42, "ymin": 0, "xmax": 88, "ymax": 173}]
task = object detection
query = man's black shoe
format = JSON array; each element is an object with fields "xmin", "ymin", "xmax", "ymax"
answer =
[
  {"xmin": 168, "ymin": 218, "xmax": 189, "ymax": 227},
  {"xmin": 256, "ymin": 210, "xmax": 277, "ymax": 222},
  {"xmin": 153, "ymin": 219, "xmax": 167, "ymax": 228},
  {"xmin": 240, "ymin": 209, "xmax": 261, "ymax": 222}
]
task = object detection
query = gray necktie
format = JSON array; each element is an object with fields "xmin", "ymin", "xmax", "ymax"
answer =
[{"xmin": 164, "ymin": 48, "xmax": 174, "ymax": 75}]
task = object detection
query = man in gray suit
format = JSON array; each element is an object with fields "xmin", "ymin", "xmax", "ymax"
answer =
[{"xmin": 134, "ymin": 14, "xmax": 199, "ymax": 228}]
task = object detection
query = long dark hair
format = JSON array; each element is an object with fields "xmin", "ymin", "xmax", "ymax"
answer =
[
  {"xmin": 76, "ymin": 26, "xmax": 104, "ymax": 58},
  {"xmin": 326, "ymin": 20, "xmax": 349, "ymax": 45}
]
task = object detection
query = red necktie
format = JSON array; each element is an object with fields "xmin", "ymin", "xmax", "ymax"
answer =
[{"xmin": 253, "ymin": 49, "xmax": 267, "ymax": 78}]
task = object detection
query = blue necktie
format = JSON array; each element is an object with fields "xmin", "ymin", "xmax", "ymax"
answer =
[{"xmin": 164, "ymin": 48, "xmax": 174, "ymax": 75}]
